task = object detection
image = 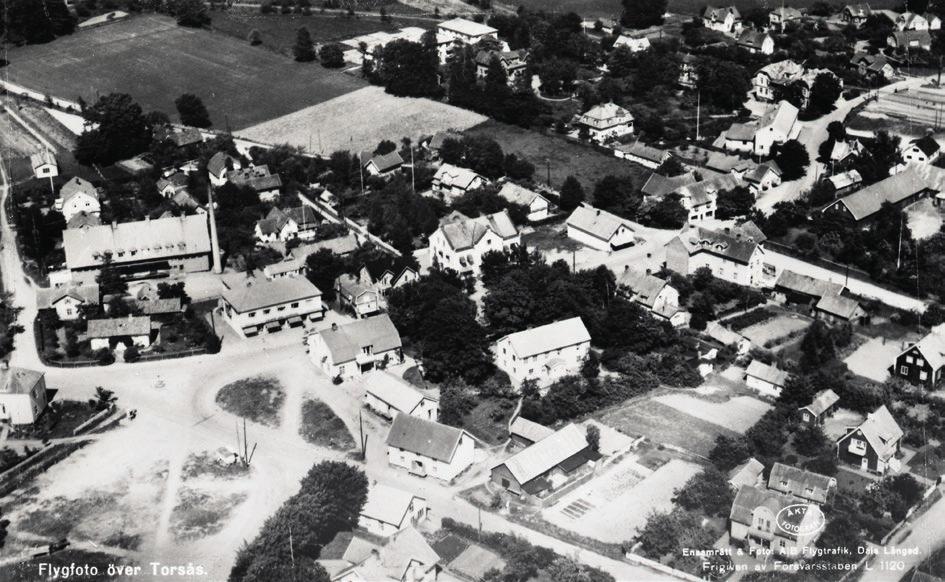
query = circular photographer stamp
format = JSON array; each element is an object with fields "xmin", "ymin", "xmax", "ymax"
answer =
[{"xmin": 776, "ymin": 503, "xmax": 827, "ymax": 537}]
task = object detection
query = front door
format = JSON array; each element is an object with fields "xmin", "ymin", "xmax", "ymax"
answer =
[{"xmin": 861, "ymin": 457, "xmax": 869, "ymax": 471}]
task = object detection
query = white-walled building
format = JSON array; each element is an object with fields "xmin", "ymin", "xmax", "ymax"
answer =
[
  {"xmin": 87, "ymin": 316, "xmax": 153, "ymax": 351},
  {"xmin": 37, "ymin": 283, "xmax": 99, "ymax": 321},
  {"xmin": 220, "ymin": 273, "xmax": 323, "ymax": 337},
  {"xmin": 55, "ymin": 177, "xmax": 101, "ymax": 222},
  {"xmin": 0, "ymin": 366, "xmax": 48, "ymax": 425},
  {"xmin": 719, "ymin": 101, "xmax": 799, "ymax": 157},
  {"xmin": 566, "ymin": 204, "xmax": 637, "ymax": 251},
  {"xmin": 665, "ymin": 224, "xmax": 769, "ymax": 287},
  {"xmin": 30, "ymin": 151, "xmax": 58, "ymax": 179},
  {"xmin": 436, "ymin": 18, "xmax": 499, "ymax": 63},
  {"xmin": 497, "ymin": 182, "xmax": 552, "ymax": 222},
  {"xmin": 207, "ymin": 151, "xmax": 241, "ymax": 187},
  {"xmin": 745, "ymin": 360, "xmax": 789, "ymax": 398},
  {"xmin": 308, "ymin": 315, "xmax": 404, "ymax": 380},
  {"xmin": 359, "ymin": 484, "xmax": 428, "ymax": 538},
  {"xmin": 703, "ymin": 6, "xmax": 742, "ymax": 35},
  {"xmin": 431, "ymin": 163, "xmax": 487, "ymax": 201},
  {"xmin": 737, "ymin": 29, "xmax": 775, "ymax": 55},
  {"xmin": 613, "ymin": 35, "xmax": 651, "ymax": 52},
  {"xmin": 428, "ymin": 210, "xmax": 520, "ymax": 277},
  {"xmin": 495, "ymin": 317, "xmax": 592, "ymax": 390},
  {"xmin": 618, "ymin": 270, "xmax": 687, "ymax": 327},
  {"xmin": 386, "ymin": 413, "xmax": 475, "ymax": 481},
  {"xmin": 577, "ymin": 102, "xmax": 634, "ymax": 143},
  {"xmin": 902, "ymin": 135, "xmax": 941, "ymax": 165},
  {"xmin": 364, "ymin": 370, "xmax": 438, "ymax": 422}
]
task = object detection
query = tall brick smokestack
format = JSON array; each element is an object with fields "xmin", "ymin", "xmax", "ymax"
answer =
[{"xmin": 207, "ymin": 184, "xmax": 223, "ymax": 274}]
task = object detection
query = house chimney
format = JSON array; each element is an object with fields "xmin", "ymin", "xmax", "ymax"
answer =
[
  {"xmin": 1, "ymin": 361, "xmax": 8, "ymax": 370},
  {"xmin": 112, "ymin": 221, "xmax": 118, "ymax": 230},
  {"xmin": 331, "ymin": 322, "xmax": 338, "ymax": 331}
]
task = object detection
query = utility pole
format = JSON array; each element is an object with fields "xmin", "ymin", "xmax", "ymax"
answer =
[
  {"xmin": 289, "ymin": 526, "xmax": 297, "ymax": 582},
  {"xmin": 359, "ymin": 410, "xmax": 367, "ymax": 461},
  {"xmin": 695, "ymin": 91, "xmax": 701, "ymax": 142},
  {"xmin": 546, "ymin": 158, "xmax": 551, "ymax": 187},
  {"xmin": 410, "ymin": 146, "xmax": 416, "ymax": 193}
]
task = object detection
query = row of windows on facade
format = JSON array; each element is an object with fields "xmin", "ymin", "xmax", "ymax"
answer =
[{"xmin": 240, "ymin": 298, "xmax": 315, "ymax": 317}]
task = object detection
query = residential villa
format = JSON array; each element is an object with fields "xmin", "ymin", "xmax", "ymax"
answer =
[
  {"xmin": 729, "ymin": 485, "xmax": 823, "ymax": 556},
  {"xmin": 613, "ymin": 35, "xmax": 651, "ymax": 52},
  {"xmin": 903, "ymin": 135, "xmax": 941, "ymax": 165},
  {"xmin": 737, "ymin": 29, "xmax": 775, "ymax": 55},
  {"xmin": 665, "ymin": 224, "xmax": 769, "ymax": 287},
  {"xmin": 888, "ymin": 30, "xmax": 932, "ymax": 51},
  {"xmin": 219, "ymin": 273, "xmax": 323, "ymax": 337},
  {"xmin": 752, "ymin": 61, "xmax": 841, "ymax": 107},
  {"xmin": 718, "ymin": 101, "xmax": 799, "ymax": 157},
  {"xmin": 436, "ymin": 17, "xmax": 499, "ymax": 63},
  {"xmin": 227, "ymin": 165, "xmax": 283, "ymax": 201},
  {"xmin": 896, "ymin": 11, "xmax": 942, "ymax": 31},
  {"xmin": 577, "ymin": 102, "xmax": 634, "ymax": 143},
  {"xmin": 336, "ymin": 274, "xmax": 382, "ymax": 319},
  {"xmin": 618, "ymin": 270, "xmax": 686, "ymax": 327},
  {"xmin": 362, "ymin": 151, "xmax": 405, "ymax": 177},
  {"xmin": 745, "ymin": 162, "xmax": 783, "ymax": 195},
  {"xmin": 850, "ymin": 53, "xmax": 895, "ymax": 80},
  {"xmin": 308, "ymin": 315, "xmax": 404, "ymax": 380},
  {"xmin": 359, "ymin": 484, "xmax": 428, "ymax": 538},
  {"xmin": 769, "ymin": 6, "xmax": 802, "ymax": 28},
  {"xmin": 254, "ymin": 206, "xmax": 319, "ymax": 243},
  {"xmin": 475, "ymin": 49, "xmax": 528, "ymax": 84},
  {"xmin": 363, "ymin": 370, "xmax": 438, "ymax": 422},
  {"xmin": 565, "ymin": 204, "xmax": 637, "ymax": 251},
  {"xmin": 490, "ymin": 423, "xmax": 594, "ymax": 498},
  {"xmin": 428, "ymin": 210, "xmax": 520, "ymax": 277},
  {"xmin": 767, "ymin": 463, "xmax": 837, "ymax": 505},
  {"xmin": 703, "ymin": 6, "xmax": 742, "ymax": 35},
  {"xmin": 431, "ymin": 163, "xmax": 487, "ymax": 201},
  {"xmin": 55, "ymin": 177, "xmax": 101, "ymax": 222},
  {"xmin": 386, "ymin": 413, "xmax": 475, "ymax": 481},
  {"xmin": 836, "ymin": 405, "xmax": 904, "ymax": 474},
  {"xmin": 497, "ymin": 182, "xmax": 552, "ymax": 222},
  {"xmin": 842, "ymin": 4, "xmax": 872, "ymax": 28},
  {"xmin": 494, "ymin": 317, "xmax": 592, "ymax": 389},
  {"xmin": 0, "ymin": 365, "xmax": 48, "ymax": 425}
]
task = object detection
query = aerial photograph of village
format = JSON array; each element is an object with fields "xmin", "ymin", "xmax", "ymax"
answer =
[{"xmin": 5, "ymin": 0, "xmax": 945, "ymax": 580}]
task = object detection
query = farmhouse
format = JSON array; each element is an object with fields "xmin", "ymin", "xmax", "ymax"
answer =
[
  {"xmin": 730, "ymin": 485, "xmax": 822, "ymax": 555},
  {"xmin": 359, "ymin": 484, "xmax": 428, "ymax": 538},
  {"xmin": 566, "ymin": 204, "xmax": 637, "ymax": 251},
  {"xmin": 612, "ymin": 35, "xmax": 651, "ymax": 53},
  {"xmin": 903, "ymin": 135, "xmax": 941, "ymax": 164},
  {"xmin": 490, "ymin": 423, "xmax": 593, "ymax": 498},
  {"xmin": 428, "ymin": 210, "xmax": 520, "ymax": 277},
  {"xmin": 336, "ymin": 275, "xmax": 381, "ymax": 319},
  {"xmin": 431, "ymin": 163, "xmax": 487, "ymax": 201},
  {"xmin": 495, "ymin": 317, "xmax": 592, "ymax": 389},
  {"xmin": 614, "ymin": 142, "xmax": 670, "ymax": 169},
  {"xmin": 727, "ymin": 457, "xmax": 764, "ymax": 491},
  {"xmin": 836, "ymin": 405, "xmax": 904, "ymax": 474},
  {"xmin": 799, "ymin": 389, "xmax": 840, "ymax": 425},
  {"xmin": 364, "ymin": 370, "xmax": 438, "ymax": 422},
  {"xmin": 87, "ymin": 316, "xmax": 154, "ymax": 351},
  {"xmin": 769, "ymin": 6, "xmax": 802, "ymax": 28},
  {"xmin": 386, "ymin": 413, "xmax": 475, "ymax": 481},
  {"xmin": 703, "ymin": 6, "xmax": 742, "ymax": 35},
  {"xmin": 719, "ymin": 101, "xmax": 799, "ymax": 157},
  {"xmin": 0, "ymin": 365, "xmax": 48, "ymax": 425},
  {"xmin": 577, "ymin": 102, "xmax": 634, "ymax": 143},
  {"xmin": 475, "ymin": 49, "xmax": 528, "ymax": 84},
  {"xmin": 737, "ymin": 29, "xmax": 774, "ymax": 55},
  {"xmin": 497, "ymin": 182, "xmax": 552, "ymax": 222},
  {"xmin": 892, "ymin": 328, "xmax": 945, "ymax": 389},
  {"xmin": 30, "ymin": 150, "xmax": 58, "ymax": 179},
  {"xmin": 508, "ymin": 416, "xmax": 555, "ymax": 447},
  {"xmin": 207, "ymin": 151, "xmax": 241, "ymax": 186},
  {"xmin": 767, "ymin": 463, "xmax": 836, "ymax": 504},
  {"xmin": 665, "ymin": 224, "xmax": 768, "ymax": 287},
  {"xmin": 219, "ymin": 273, "xmax": 323, "ymax": 338},
  {"xmin": 823, "ymin": 165, "xmax": 945, "ymax": 222},
  {"xmin": 56, "ymin": 177, "xmax": 101, "ymax": 222},
  {"xmin": 227, "ymin": 165, "xmax": 282, "ymax": 201},
  {"xmin": 308, "ymin": 315, "xmax": 403, "ymax": 380},
  {"xmin": 842, "ymin": 4, "xmax": 872, "ymax": 28},
  {"xmin": 618, "ymin": 270, "xmax": 686, "ymax": 327},
  {"xmin": 62, "ymin": 214, "xmax": 212, "ymax": 284},
  {"xmin": 745, "ymin": 360, "xmax": 788, "ymax": 398},
  {"xmin": 37, "ymin": 283, "xmax": 100, "ymax": 321}
]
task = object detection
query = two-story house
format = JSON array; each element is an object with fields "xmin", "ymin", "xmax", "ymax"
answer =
[
  {"xmin": 836, "ymin": 405, "xmax": 904, "ymax": 474},
  {"xmin": 436, "ymin": 17, "xmax": 498, "ymax": 63},
  {"xmin": 565, "ymin": 204, "xmax": 637, "ymax": 251},
  {"xmin": 431, "ymin": 164, "xmax": 487, "ymax": 201},
  {"xmin": 769, "ymin": 7, "xmax": 802, "ymax": 29},
  {"xmin": 336, "ymin": 274, "xmax": 382, "ymax": 319},
  {"xmin": 428, "ymin": 210, "xmax": 520, "ymax": 277},
  {"xmin": 903, "ymin": 135, "xmax": 941, "ymax": 165},
  {"xmin": 220, "ymin": 273, "xmax": 323, "ymax": 337},
  {"xmin": 618, "ymin": 270, "xmax": 686, "ymax": 327},
  {"xmin": 307, "ymin": 315, "xmax": 404, "ymax": 380},
  {"xmin": 497, "ymin": 182, "xmax": 552, "ymax": 222},
  {"xmin": 665, "ymin": 224, "xmax": 768, "ymax": 287},
  {"xmin": 703, "ymin": 6, "xmax": 742, "ymax": 35},
  {"xmin": 767, "ymin": 463, "xmax": 837, "ymax": 505},
  {"xmin": 719, "ymin": 101, "xmax": 799, "ymax": 157},
  {"xmin": 363, "ymin": 370, "xmax": 438, "ymax": 422},
  {"xmin": 37, "ymin": 283, "xmax": 100, "ymax": 321},
  {"xmin": 207, "ymin": 151, "xmax": 241, "ymax": 186},
  {"xmin": 56, "ymin": 177, "xmax": 101, "ymax": 222},
  {"xmin": 495, "ymin": 317, "xmax": 592, "ymax": 390},
  {"xmin": 386, "ymin": 413, "xmax": 475, "ymax": 481},
  {"xmin": 359, "ymin": 484, "xmax": 428, "ymax": 538},
  {"xmin": 0, "ymin": 365, "xmax": 48, "ymax": 425},
  {"xmin": 892, "ymin": 328, "xmax": 945, "ymax": 389},
  {"xmin": 577, "ymin": 102, "xmax": 634, "ymax": 143},
  {"xmin": 475, "ymin": 49, "xmax": 528, "ymax": 84},
  {"xmin": 737, "ymin": 29, "xmax": 775, "ymax": 55},
  {"xmin": 729, "ymin": 485, "xmax": 823, "ymax": 556},
  {"xmin": 254, "ymin": 206, "xmax": 319, "ymax": 244}
]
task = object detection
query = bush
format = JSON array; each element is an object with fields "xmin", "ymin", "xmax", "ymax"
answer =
[
  {"xmin": 95, "ymin": 348, "xmax": 114, "ymax": 366},
  {"xmin": 123, "ymin": 345, "xmax": 140, "ymax": 362}
]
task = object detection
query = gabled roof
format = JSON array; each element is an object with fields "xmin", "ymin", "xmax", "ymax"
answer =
[
  {"xmin": 509, "ymin": 416, "xmax": 555, "ymax": 443},
  {"xmin": 133, "ymin": 297, "xmax": 182, "ymax": 315},
  {"xmin": 801, "ymin": 389, "xmax": 840, "ymax": 417},
  {"xmin": 494, "ymin": 423, "xmax": 589, "ymax": 485},
  {"xmin": 228, "ymin": 165, "xmax": 282, "ymax": 192},
  {"xmin": 361, "ymin": 483, "xmax": 423, "ymax": 528},
  {"xmin": 290, "ymin": 234, "xmax": 359, "ymax": 259},
  {"xmin": 319, "ymin": 314, "xmax": 402, "ymax": 364},
  {"xmin": 730, "ymin": 485, "xmax": 804, "ymax": 535},
  {"xmin": 745, "ymin": 162, "xmax": 781, "ymax": 184},
  {"xmin": 579, "ymin": 102, "xmax": 633, "ymax": 123},
  {"xmin": 815, "ymin": 293, "xmax": 863, "ymax": 319},
  {"xmin": 900, "ymin": 328, "xmax": 945, "ymax": 370},
  {"xmin": 728, "ymin": 457, "xmax": 764, "ymax": 489},
  {"xmin": 364, "ymin": 370, "xmax": 430, "ymax": 415},
  {"xmin": 374, "ymin": 526, "xmax": 440, "ymax": 581},
  {"xmin": 704, "ymin": 6, "xmax": 741, "ymax": 21},
  {"xmin": 363, "ymin": 257, "xmax": 416, "ymax": 284},
  {"xmin": 500, "ymin": 317, "xmax": 591, "ymax": 358},
  {"xmin": 0, "ymin": 366, "xmax": 44, "ymax": 395},
  {"xmin": 830, "ymin": 139, "xmax": 863, "ymax": 162},
  {"xmin": 840, "ymin": 405, "xmax": 903, "ymax": 462},
  {"xmin": 619, "ymin": 270, "xmax": 669, "ymax": 309},
  {"xmin": 30, "ymin": 150, "xmax": 56, "ymax": 170},
  {"xmin": 770, "ymin": 6, "xmax": 802, "ymax": 19},
  {"xmin": 437, "ymin": 210, "xmax": 518, "ymax": 251},
  {"xmin": 910, "ymin": 135, "xmax": 941, "ymax": 157},
  {"xmin": 673, "ymin": 225, "xmax": 762, "ymax": 264},
  {"xmin": 364, "ymin": 151, "xmax": 405, "ymax": 173},
  {"xmin": 775, "ymin": 270, "xmax": 844, "ymax": 298},
  {"xmin": 66, "ymin": 212, "xmax": 102, "ymax": 230},
  {"xmin": 37, "ymin": 283, "xmax": 100, "ymax": 309},
  {"xmin": 437, "ymin": 17, "xmax": 497, "ymax": 37},
  {"xmin": 890, "ymin": 29, "xmax": 932, "ymax": 47},
  {"xmin": 826, "ymin": 165, "xmax": 945, "ymax": 220},
  {"xmin": 616, "ymin": 142, "xmax": 667, "ymax": 163},
  {"xmin": 738, "ymin": 29, "xmax": 772, "ymax": 50},
  {"xmin": 497, "ymin": 182, "xmax": 546, "ymax": 207},
  {"xmin": 207, "ymin": 151, "xmax": 237, "ymax": 177},
  {"xmin": 434, "ymin": 163, "xmax": 485, "ymax": 191},
  {"xmin": 845, "ymin": 4, "xmax": 872, "ymax": 17},
  {"xmin": 86, "ymin": 316, "xmax": 151, "ymax": 338},
  {"xmin": 427, "ymin": 130, "xmax": 464, "ymax": 151},
  {"xmin": 386, "ymin": 413, "xmax": 467, "ymax": 463},
  {"xmin": 221, "ymin": 273, "xmax": 321, "ymax": 312},
  {"xmin": 827, "ymin": 169, "xmax": 863, "ymax": 190},
  {"xmin": 746, "ymin": 360, "xmax": 789, "ymax": 387},
  {"xmin": 285, "ymin": 205, "xmax": 318, "ymax": 227},
  {"xmin": 566, "ymin": 204, "xmax": 635, "ymax": 243},
  {"xmin": 60, "ymin": 176, "xmax": 98, "ymax": 204},
  {"xmin": 156, "ymin": 172, "xmax": 188, "ymax": 192},
  {"xmin": 641, "ymin": 172, "xmax": 698, "ymax": 198},
  {"xmin": 263, "ymin": 256, "xmax": 305, "ymax": 278},
  {"xmin": 767, "ymin": 463, "xmax": 835, "ymax": 504},
  {"xmin": 759, "ymin": 100, "xmax": 799, "ymax": 136}
]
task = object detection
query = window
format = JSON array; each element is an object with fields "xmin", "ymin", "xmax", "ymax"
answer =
[
  {"xmin": 291, "ymin": 302, "xmax": 299, "ymax": 308},
  {"xmin": 907, "ymin": 355, "xmax": 915, "ymax": 364},
  {"xmin": 921, "ymin": 371, "xmax": 928, "ymax": 381},
  {"xmin": 362, "ymin": 345, "xmax": 373, "ymax": 355},
  {"xmin": 917, "ymin": 358, "xmax": 925, "ymax": 367},
  {"xmin": 501, "ymin": 478, "xmax": 510, "ymax": 488},
  {"xmin": 901, "ymin": 365, "xmax": 909, "ymax": 375},
  {"xmin": 805, "ymin": 487, "xmax": 813, "ymax": 496}
]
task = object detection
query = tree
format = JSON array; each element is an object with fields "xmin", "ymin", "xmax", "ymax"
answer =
[
  {"xmin": 96, "ymin": 255, "xmax": 129, "ymax": 297},
  {"xmin": 592, "ymin": 175, "xmax": 639, "ymax": 218},
  {"xmin": 621, "ymin": 0, "xmax": 667, "ymax": 29},
  {"xmin": 697, "ymin": 58, "xmax": 750, "ymax": 110},
  {"xmin": 319, "ymin": 44, "xmax": 345, "ymax": 68},
  {"xmin": 800, "ymin": 319, "xmax": 836, "ymax": 370},
  {"xmin": 305, "ymin": 249, "xmax": 347, "ymax": 303},
  {"xmin": 673, "ymin": 468, "xmax": 734, "ymax": 517},
  {"xmin": 89, "ymin": 387, "xmax": 117, "ymax": 411},
  {"xmin": 75, "ymin": 93, "xmax": 152, "ymax": 165},
  {"xmin": 1, "ymin": 0, "xmax": 76, "ymax": 44},
  {"xmin": 709, "ymin": 435, "xmax": 752, "ymax": 471},
  {"xmin": 172, "ymin": 0, "xmax": 211, "ymax": 27},
  {"xmin": 534, "ymin": 58, "xmax": 577, "ymax": 97},
  {"xmin": 248, "ymin": 29, "xmax": 262, "ymax": 45},
  {"xmin": 376, "ymin": 39, "xmax": 442, "ymax": 98},
  {"xmin": 585, "ymin": 424, "xmax": 600, "ymax": 453},
  {"xmin": 294, "ymin": 27, "xmax": 316, "ymax": 62},
  {"xmin": 808, "ymin": 73, "xmax": 843, "ymax": 117},
  {"xmin": 793, "ymin": 423, "xmax": 829, "ymax": 456},
  {"xmin": 716, "ymin": 186, "xmax": 755, "ymax": 219},
  {"xmin": 773, "ymin": 140, "xmax": 810, "ymax": 181},
  {"xmin": 559, "ymin": 176, "xmax": 585, "ymax": 212},
  {"xmin": 175, "ymin": 93, "xmax": 212, "ymax": 128}
]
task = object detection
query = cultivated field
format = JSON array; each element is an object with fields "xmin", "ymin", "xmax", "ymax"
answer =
[
  {"xmin": 495, "ymin": 0, "xmax": 902, "ymax": 18},
  {"xmin": 544, "ymin": 457, "xmax": 701, "ymax": 542},
  {"xmin": 466, "ymin": 120, "xmax": 648, "ymax": 191},
  {"xmin": 1, "ymin": 14, "xmax": 365, "ymax": 130},
  {"xmin": 238, "ymin": 85, "xmax": 487, "ymax": 155},
  {"xmin": 739, "ymin": 314, "xmax": 811, "ymax": 346},
  {"xmin": 601, "ymin": 399, "xmax": 741, "ymax": 456},
  {"xmin": 652, "ymin": 394, "xmax": 771, "ymax": 434}
]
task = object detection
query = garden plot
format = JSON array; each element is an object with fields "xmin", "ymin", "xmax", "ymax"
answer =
[
  {"xmin": 602, "ymin": 399, "xmax": 741, "ymax": 456},
  {"xmin": 652, "ymin": 394, "xmax": 771, "ymax": 434},
  {"xmin": 823, "ymin": 408, "xmax": 866, "ymax": 441},
  {"xmin": 844, "ymin": 336, "xmax": 906, "ymax": 382},
  {"xmin": 739, "ymin": 314, "xmax": 811, "ymax": 346},
  {"xmin": 544, "ymin": 458, "xmax": 701, "ymax": 543}
]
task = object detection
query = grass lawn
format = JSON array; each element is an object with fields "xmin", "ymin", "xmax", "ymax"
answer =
[
  {"xmin": 740, "ymin": 314, "xmax": 811, "ymax": 347},
  {"xmin": 0, "ymin": 550, "xmax": 130, "ymax": 582},
  {"xmin": 602, "ymin": 399, "xmax": 740, "ymax": 456},
  {"xmin": 299, "ymin": 398, "xmax": 355, "ymax": 450},
  {"xmin": 2, "ymin": 14, "xmax": 365, "ymax": 130},
  {"xmin": 907, "ymin": 444, "xmax": 945, "ymax": 481},
  {"xmin": 215, "ymin": 375, "xmax": 285, "ymax": 427},
  {"xmin": 461, "ymin": 397, "xmax": 515, "ymax": 445},
  {"xmin": 10, "ymin": 400, "xmax": 106, "ymax": 440},
  {"xmin": 465, "ymin": 120, "xmax": 648, "ymax": 192},
  {"xmin": 212, "ymin": 10, "xmax": 429, "ymax": 56},
  {"xmin": 431, "ymin": 533, "xmax": 471, "ymax": 563}
]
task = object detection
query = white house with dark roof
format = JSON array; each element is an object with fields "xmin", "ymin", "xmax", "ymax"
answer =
[
  {"xmin": 566, "ymin": 204, "xmax": 637, "ymax": 251},
  {"xmin": 336, "ymin": 274, "xmax": 382, "ymax": 319},
  {"xmin": 87, "ymin": 316, "xmax": 154, "ymax": 351},
  {"xmin": 322, "ymin": 526, "xmax": 440, "ymax": 582},
  {"xmin": 767, "ymin": 462, "xmax": 837, "ymax": 504},
  {"xmin": 719, "ymin": 100, "xmax": 799, "ymax": 157},
  {"xmin": 850, "ymin": 53, "xmax": 895, "ymax": 80},
  {"xmin": 836, "ymin": 405, "xmax": 904, "ymax": 474},
  {"xmin": 703, "ymin": 5, "xmax": 742, "ymax": 34},
  {"xmin": 308, "ymin": 314, "xmax": 404, "ymax": 380},
  {"xmin": 63, "ymin": 214, "xmax": 212, "ymax": 284},
  {"xmin": 827, "ymin": 169, "xmax": 863, "ymax": 195},
  {"xmin": 475, "ymin": 49, "xmax": 528, "ymax": 84},
  {"xmin": 497, "ymin": 182, "xmax": 551, "ymax": 222},
  {"xmin": 903, "ymin": 135, "xmax": 941, "ymax": 165},
  {"xmin": 228, "ymin": 165, "xmax": 282, "ymax": 202},
  {"xmin": 428, "ymin": 210, "xmax": 520, "ymax": 277},
  {"xmin": 364, "ymin": 370, "xmax": 438, "ymax": 422},
  {"xmin": 220, "ymin": 273, "xmax": 323, "ymax": 337},
  {"xmin": 823, "ymin": 165, "xmax": 945, "ymax": 222},
  {"xmin": 254, "ymin": 206, "xmax": 318, "ymax": 243},
  {"xmin": 362, "ymin": 151, "xmax": 405, "ymax": 177},
  {"xmin": 490, "ymin": 423, "xmax": 593, "ymax": 498},
  {"xmin": 495, "ymin": 317, "xmax": 592, "ymax": 389},
  {"xmin": 615, "ymin": 142, "xmax": 669, "ymax": 169},
  {"xmin": 729, "ymin": 485, "xmax": 822, "ymax": 555},
  {"xmin": 896, "ymin": 11, "xmax": 942, "ymax": 31},
  {"xmin": 431, "ymin": 163, "xmax": 487, "ymax": 201},
  {"xmin": 674, "ymin": 174, "xmax": 741, "ymax": 223},
  {"xmin": 727, "ymin": 457, "xmax": 764, "ymax": 491},
  {"xmin": 386, "ymin": 413, "xmax": 474, "ymax": 481},
  {"xmin": 737, "ymin": 29, "xmax": 774, "ymax": 55},
  {"xmin": 37, "ymin": 283, "xmax": 99, "ymax": 321},
  {"xmin": 577, "ymin": 102, "xmax": 634, "ymax": 143},
  {"xmin": 612, "ymin": 34, "xmax": 651, "ymax": 53},
  {"xmin": 207, "ymin": 151, "xmax": 241, "ymax": 186},
  {"xmin": 55, "ymin": 176, "xmax": 101, "ymax": 222},
  {"xmin": 769, "ymin": 6, "xmax": 802, "ymax": 28},
  {"xmin": 0, "ymin": 365, "xmax": 48, "ymax": 425},
  {"xmin": 745, "ymin": 360, "xmax": 788, "ymax": 398},
  {"xmin": 745, "ymin": 162, "xmax": 782, "ymax": 195},
  {"xmin": 618, "ymin": 270, "xmax": 686, "ymax": 327},
  {"xmin": 30, "ymin": 150, "xmax": 58, "ymax": 179},
  {"xmin": 359, "ymin": 483, "xmax": 428, "ymax": 538},
  {"xmin": 799, "ymin": 389, "xmax": 840, "ymax": 425},
  {"xmin": 665, "ymin": 224, "xmax": 768, "ymax": 287},
  {"xmin": 157, "ymin": 172, "xmax": 189, "ymax": 199},
  {"xmin": 842, "ymin": 4, "xmax": 872, "ymax": 28}
]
